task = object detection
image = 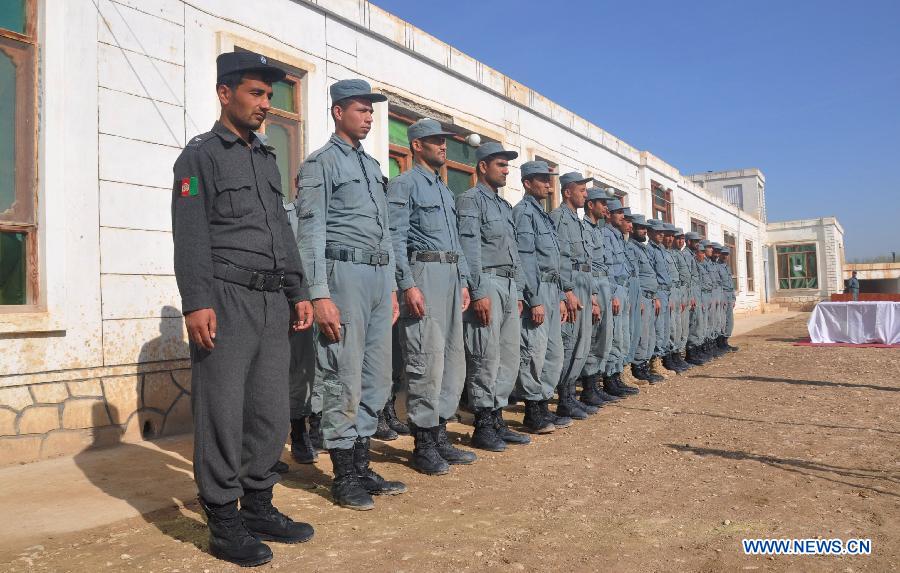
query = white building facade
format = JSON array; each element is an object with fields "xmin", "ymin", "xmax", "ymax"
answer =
[
  {"xmin": 765, "ymin": 217, "xmax": 846, "ymax": 308},
  {"xmin": 0, "ymin": 0, "xmax": 767, "ymax": 464}
]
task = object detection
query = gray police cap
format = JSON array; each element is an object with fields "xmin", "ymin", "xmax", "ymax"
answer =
[
  {"xmin": 662, "ymin": 223, "xmax": 677, "ymax": 233},
  {"xmin": 559, "ymin": 172, "xmax": 592, "ymax": 189},
  {"xmin": 631, "ymin": 214, "xmax": 648, "ymax": 226},
  {"xmin": 673, "ymin": 227, "xmax": 685, "ymax": 236},
  {"xmin": 721, "ymin": 247, "xmax": 731, "ymax": 255},
  {"xmin": 606, "ymin": 198, "xmax": 624, "ymax": 211},
  {"xmin": 711, "ymin": 242, "xmax": 723, "ymax": 250},
  {"xmin": 586, "ymin": 187, "xmax": 610, "ymax": 201},
  {"xmin": 520, "ymin": 160, "xmax": 558, "ymax": 178},
  {"xmin": 650, "ymin": 220, "xmax": 668, "ymax": 231},
  {"xmin": 622, "ymin": 207, "xmax": 633, "ymax": 217},
  {"xmin": 476, "ymin": 142, "xmax": 518, "ymax": 162},
  {"xmin": 700, "ymin": 239, "xmax": 711, "ymax": 248},
  {"xmin": 685, "ymin": 231, "xmax": 702, "ymax": 241},
  {"xmin": 407, "ymin": 118, "xmax": 455, "ymax": 142},
  {"xmin": 330, "ymin": 78, "xmax": 387, "ymax": 103}
]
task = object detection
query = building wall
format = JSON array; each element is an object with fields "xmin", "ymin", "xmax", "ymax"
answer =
[
  {"xmin": 689, "ymin": 169, "xmax": 767, "ymax": 223},
  {"xmin": 0, "ymin": 0, "xmax": 766, "ymax": 465},
  {"xmin": 765, "ymin": 217, "xmax": 845, "ymax": 308}
]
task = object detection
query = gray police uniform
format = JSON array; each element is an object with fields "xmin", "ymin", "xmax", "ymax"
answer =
[
  {"xmin": 698, "ymin": 252, "xmax": 716, "ymax": 342},
  {"xmin": 582, "ymin": 215, "xmax": 612, "ymax": 379},
  {"xmin": 627, "ymin": 234, "xmax": 658, "ymax": 363},
  {"xmin": 172, "ymin": 121, "xmax": 305, "ymax": 504},
  {"xmin": 551, "ymin": 204, "xmax": 596, "ymax": 389},
  {"xmin": 295, "ymin": 133, "xmax": 396, "ymax": 451},
  {"xmin": 710, "ymin": 249, "xmax": 725, "ymax": 339},
  {"xmin": 457, "ymin": 182, "xmax": 524, "ymax": 410},
  {"xmin": 647, "ymin": 234, "xmax": 673, "ymax": 357},
  {"xmin": 670, "ymin": 242, "xmax": 690, "ymax": 354},
  {"xmin": 388, "ymin": 163, "xmax": 469, "ymax": 428},
  {"xmin": 676, "ymin": 246, "xmax": 694, "ymax": 353},
  {"xmin": 514, "ymin": 194, "xmax": 564, "ymax": 402},
  {"xmin": 623, "ymin": 222, "xmax": 643, "ymax": 364},
  {"xmin": 718, "ymin": 258, "xmax": 735, "ymax": 337},
  {"xmin": 686, "ymin": 247, "xmax": 705, "ymax": 348},
  {"xmin": 848, "ymin": 276, "xmax": 860, "ymax": 301},
  {"xmin": 601, "ymin": 220, "xmax": 631, "ymax": 376}
]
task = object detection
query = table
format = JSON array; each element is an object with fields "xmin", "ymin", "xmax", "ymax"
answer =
[{"xmin": 807, "ymin": 301, "xmax": 900, "ymax": 344}]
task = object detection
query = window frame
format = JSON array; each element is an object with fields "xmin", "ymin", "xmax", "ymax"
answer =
[
  {"xmin": 723, "ymin": 231, "xmax": 737, "ymax": 291},
  {"xmin": 775, "ymin": 243, "xmax": 819, "ymax": 290},
  {"xmin": 262, "ymin": 72, "xmax": 304, "ymax": 202},
  {"xmin": 745, "ymin": 239, "xmax": 755, "ymax": 292},
  {"xmin": 651, "ymin": 181, "xmax": 673, "ymax": 223},
  {"xmin": 690, "ymin": 218, "xmax": 707, "ymax": 238},
  {"xmin": 1, "ymin": 0, "xmax": 39, "ymax": 310},
  {"xmin": 534, "ymin": 155, "xmax": 559, "ymax": 212}
]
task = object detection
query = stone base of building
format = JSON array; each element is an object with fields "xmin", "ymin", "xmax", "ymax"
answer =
[{"xmin": 0, "ymin": 364, "xmax": 192, "ymax": 467}]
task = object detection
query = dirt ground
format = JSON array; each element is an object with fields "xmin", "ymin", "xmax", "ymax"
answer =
[{"xmin": 2, "ymin": 313, "xmax": 898, "ymax": 572}]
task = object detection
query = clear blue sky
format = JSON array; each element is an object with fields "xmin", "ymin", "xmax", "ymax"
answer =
[{"xmin": 371, "ymin": 0, "xmax": 899, "ymax": 260}]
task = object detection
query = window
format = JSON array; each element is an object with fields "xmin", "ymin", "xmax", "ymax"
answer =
[
  {"xmin": 1, "ymin": 0, "xmax": 38, "ymax": 307},
  {"xmin": 388, "ymin": 112, "xmax": 477, "ymax": 196},
  {"xmin": 263, "ymin": 73, "xmax": 303, "ymax": 202},
  {"xmin": 745, "ymin": 240, "xmax": 755, "ymax": 292},
  {"xmin": 534, "ymin": 155, "xmax": 558, "ymax": 212},
  {"xmin": 723, "ymin": 231, "xmax": 737, "ymax": 290},
  {"xmin": 651, "ymin": 182, "xmax": 672, "ymax": 222},
  {"xmin": 690, "ymin": 218, "xmax": 707, "ymax": 238},
  {"xmin": 724, "ymin": 184, "xmax": 744, "ymax": 209},
  {"xmin": 776, "ymin": 244, "xmax": 818, "ymax": 289}
]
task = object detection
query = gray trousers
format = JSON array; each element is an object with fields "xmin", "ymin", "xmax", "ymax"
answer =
[
  {"xmin": 725, "ymin": 294, "xmax": 735, "ymax": 337},
  {"xmin": 464, "ymin": 274, "xmax": 520, "ymax": 409},
  {"xmin": 654, "ymin": 289, "xmax": 671, "ymax": 355},
  {"xmin": 712, "ymin": 287, "xmax": 723, "ymax": 337},
  {"xmin": 517, "ymin": 281, "xmax": 564, "ymax": 401},
  {"xmin": 634, "ymin": 292, "xmax": 656, "ymax": 362},
  {"xmin": 626, "ymin": 278, "xmax": 642, "ymax": 364},
  {"xmin": 687, "ymin": 289, "xmax": 705, "ymax": 346},
  {"xmin": 289, "ymin": 328, "xmax": 320, "ymax": 417},
  {"xmin": 678, "ymin": 286, "xmax": 690, "ymax": 352},
  {"xmin": 559, "ymin": 272, "xmax": 594, "ymax": 387},
  {"xmin": 582, "ymin": 275, "xmax": 613, "ymax": 379},
  {"xmin": 669, "ymin": 286, "xmax": 682, "ymax": 355},
  {"xmin": 398, "ymin": 260, "xmax": 465, "ymax": 428},
  {"xmin": 851, "ymin": 290, "xmax": 859, "ymax": 301},
  {"xmin": 317, "ymin": 260, "xmax": 393, "ymax": 450},
  {"xmin": 191, "ymin": 279, "xmax": 290, "ymax": 504},
  {"xmin": 605, "ymin": 282, "xmax": 629, "ymax": 376}
]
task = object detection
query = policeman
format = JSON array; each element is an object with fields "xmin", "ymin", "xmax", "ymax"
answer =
[
  {"xmin": 626, "ymin": 215, "xmax": 663, "ymax": 383},
  {"xmin": 620, "ymin": 208, "xmax": 644, "ymax": 383},
  {"xmin": 645, "ymin": 220, "xmax": 676, "ymax": 377},
  {"xmin": 848, "ymin": 271, "xmax": 860, "ymax": 301},
  {"xmin": 172, "ymin": 52, "xmax": 315, "ymax": 566},
  {"xmin": 717, "ymin": 247, "xmax": 738, "ymax": 352},
  {"xmin": 296, "ymin": 79, "xmax": 406, "ymax": 511},
  {"xmin": 581, "ymin": 189, "xmax": 626, "ymax": 403},
  {"xmin": 457, "ymin": 142, "xmax": 529, "ymax": 451},
  {"xmin": 601, "ymin": 199, "xmax": 640, "ymax": 395},
  {"xmin": 669, "ymin": 227, "xmax": 693, "ymax": 370},
  {"xmin": 658, "ymin": 224, "xmax": 686, "ymax": 373},
  {"xmin": 552, "ymin": 173, "xmax": 601, "ymax": 419},
  {"xmin": 512, "ymin": 161, "xmax": 571, "ymax": 434},
  {"xmin": 683, "ymin": 232, "xmax": 709, "ymax": 365},
  {"xmin": 387, "ymin": 118, "xmax": 477, "ymax": 475},
  {"xmin": 704, "ymin": 242, "xmax": 725, "ymax": 358}
]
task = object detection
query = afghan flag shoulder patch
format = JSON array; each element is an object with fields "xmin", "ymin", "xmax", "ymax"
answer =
[{"xmin": 180, "ymin": 176, "xmax": 199, "ymax": 197}]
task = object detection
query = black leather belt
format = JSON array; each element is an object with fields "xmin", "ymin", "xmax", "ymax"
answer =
[
  {"xmin": 410, "ymin": 250, "xmax": 459, "ymax": 263},
  {"xmin": 213, "ymin": 262, "xmax": 284, "ymax": 292},
  {"xmin": 488, "ymin": 267, "xmax": 515, "ymax": 278},
  {"xmin": 592, "ymin": 269, "xmax": 608, "ymax": 278},
  {"xmin": 325, "ymin": 247, "xmax": 390, "ymax": 266},
  {"xmin": 540, "ymin": 271, "xmax": 560, "ymax": 283},
  {"xmin": 573, "ymin": 263, "xmax": 591, "ymax": 272}
]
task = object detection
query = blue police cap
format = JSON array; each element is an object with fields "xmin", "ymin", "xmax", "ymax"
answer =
[
  {"xmin": 684, "ymin": 231, "xmax": 702, "ymax": 241},
  {"xmin": 631, "ymin": 214, "xmax": 648, "ymax": 226},
  {"xmin": 407, "ymin": 118, "xmax": 456, "ymax": 142},
  {"xmin": 650, "ymin": 220, "xmax": 668, "ymax": 231},
  {"xmin": 330, "ymin": 78, "xmax": 387, "ymax": 104},
  {"xmin": 475, "ymin": 142, "xmax": 518, "ymax": 162},
  {"xmin": 520, "ymin": 160, "xmax": 558, "ymax": 178},
  {"xmin": 700, "ymin": 239, "xmax": 711, "ymax": 248},
  {"xmin": 586, "ymin": 187, "xmax": 610, "ymax": 201},
  {"xmin": 721, "ymin": 247, "xmax": 731, "ymax": 255},
  {"xmin": 559, "ymin": 172, "xmax": 591, "ymax": 189},
  {"xmin": 622, "ymin": 208, "xmax": 636, "ymax": 219},
  {"xmin": 217, "ymin": 51, "xmax": 286, "ymax": 83},
  {"xmin": 711, "ymin": 242, "xmax": 723, "ymax": 250},
  {"xmin": 606, "ymin": 198, "xmax": 624, "ymax": 211}
]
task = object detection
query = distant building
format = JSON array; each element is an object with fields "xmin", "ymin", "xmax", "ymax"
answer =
[
  {"xmin": 765, "ymin": 218, "xmax": 846, "ymax": 309},
  {"xmin": 689, "ymin": 169, "xmax": 767, "ymax": 223}
]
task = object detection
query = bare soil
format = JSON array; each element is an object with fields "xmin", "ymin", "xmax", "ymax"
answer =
[{"xmin": 2, "ymin": 314, "xmax": 898, "ymax": 572}]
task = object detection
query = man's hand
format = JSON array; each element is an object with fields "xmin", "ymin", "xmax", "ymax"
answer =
[
  {"xmin": 564, "ymin": 291, "xmax": 582, "ymax": 323},
  {"xmin": 292, "ymin": 301, "xmax": 314, "ymax": 331},
  {"xmin": 404, "ymin": 286, "xmax": 426, "ymax": 319},
  {"xmin": 640, "ymin": 302, "xmax": 645, "ymax": 315},
  {"xmin": 313, "ymin": 298, "xmax": 342, "ymax": 342},
  {"xmin": 654, "ymin": 298, "xmax": 661, "ymax": 316},
  {"xmin": 461, "ymin": 287, "xmax": 471, "ymax": 312},
  {"xmin": 472, "ymin": 297, "xmax": 491, "ymax": 326},
  {"xmin": 612, "ymin": 297, "xmax": 621, "ymax": 316},
  {"xmin": 591, "ymin": 296, "xmax": 601, "ymax": 323},
  {"xmin": 518, "ymin": 300, "xmax": 524, "ymax": 315},
  {"xmin": 391, "ymin": 291, "xmax": 400, "ymax": 325},
  {"xmin": 185, "ymin": 308, "xmax": 217, "ymax": 350},
  {"xmin": 531, "ymin": 304, "xmax": 545, "ymax": 325},
  {"xmin": 690, "ymin": 297, "xmax": 696, "ymax": 310},
  {"xmin": 559, "ymin": 301, "xmax": 568, "ymax": 323},
  {"xmin": 669, "ymin": 300, "xmax": 675, "ymax": 311}
]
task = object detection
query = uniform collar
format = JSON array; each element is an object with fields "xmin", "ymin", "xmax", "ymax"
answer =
[
  {"xmin": 524, "ymin": 194, "xmax": 545, "ymax": 211},
  {"xmin": 330, "ymin": 132, "xmax": 366, "ymax": 156},
  {"xmin": 476, "ymin": 181, "xmax": 500, "ymax": 199},
  {"xmin": 413, "ymin": 163, "xmax": 441, "ymax": 185},
  {"xmin": 212, "ymin": 121, "xmax": 262, "ymax": 149}
]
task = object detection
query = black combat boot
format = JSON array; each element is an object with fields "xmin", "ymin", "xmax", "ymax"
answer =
[
  {"xmin": 603, "ymin": 374, "xmax": 627, "ymax": 397},
  {"xmin": 200, "ymin": 497, "xmax": 273, "ymax": 567},
  {"xmin": 572, "ymin": 380, "xmax": 600, "ymax": 414},
  {"xmin": 383, "ymin": 395, "xmax": 411, "ymax": 435},
  {"xmin": 493, "ymin": 409, "xmax": 531, "ymax": 444},
  {"xmin": 411, "ymin": 424, "xmax": 450, "ymax": 475},
  {"xmin": 240, "ymin": 487, "xmax": 315, "ymax": 544},
  {"xmin": 374, "ymin": 409, "xmax": 399, "ymax": 441},
  {"xmin": 308, "ymin": 412, "xmax": 325, "ymax": 451},
  {"xmin": 662, "ymin": 352, "xmax": 683, "ymax": 373},
  {"xmin": 270, "ymin": 460, "xmax": 290, "ymax": 474},
  {"xmin": 556, "ymin": 381, "xmax": 589, "ymax": 419},
  {"xmin": 290, "ymin": 417, "xmax": 317, "ymax": 464},
  {"xmin": 435, "ymin": 419, "xmax": 477, "ymax": 464},
  {"xmin": 540, "ymin": 400, "xmax": 573, "ymax": 429},
  {"xmin": 471, "ymin": 408, "xmax": 507, "ymax": 451},
  {"xmin": 523, "ymin": 400, "xmax": 555, "ymax": 434},
  {"xmin": 720, "ymin": 336, "xmax": 738, "ymax": 352},
  {"xmin": 353, "ymin": 437, "xmax": 408, "ymax": 495},
  {"xmin": 328, "ymin": 448, "xmax": 374, "ymax": 510},
  {"xmin": 612, "ymin": 371, "xmax": 639, "ymax": 395},
  {"xmin": 685, "ymin": 345, "xmax": 707, "ymax": 366},
  {"xmin": 674, "ymin": 351, "xmax": 693, "ymax": 370},
  {"xmin": 579, "ymin": 375, "xmax": 605, "ymax": 407},
  {"xmin": 708, "ymin": 338, "xmax": 725, "ymax": 358}
]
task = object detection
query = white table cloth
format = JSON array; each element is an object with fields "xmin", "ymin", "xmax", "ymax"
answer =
[{"xmin": 807, "ymin": 301, "xmax": 900, "ymax": 344}]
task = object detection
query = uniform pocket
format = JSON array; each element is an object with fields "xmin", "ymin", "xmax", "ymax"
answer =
[
  {"xmin": 483, "ymin": 212, "xmax": 503, "ymax": 239},
  {"xmin": 214, "ymin": 175, "xmax": 255, "ymax": 218},
  {"xmin": 416, "ymin": 200, "xmax": 445, "ymax": 233},
  {"xmin": 330, "ymin": 175, "xmax": 366, "ymax": 210}
]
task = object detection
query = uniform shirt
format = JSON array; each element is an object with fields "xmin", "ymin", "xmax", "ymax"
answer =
[
  {"xmin": 647, "ymin": 240, "xmax": 674, "ymax": 290},
  {"xmin": 295, "ymin": 133, "xmax": 396, "ymax": 300},
  {"xmin": 682, "ymin": 248, "xmax": 700, "ymax": 296},
  {"xmin": 551, "ymin": 204, "xmax": 595, "ymax": 294},
  {"xmin": 664, "ymin": 247, "xmax": 680, "ymax": 288},
  {"xmin": 171, "ymin": 121, "xmax": 304, "ymax": 312},
  {"xmin": 717, "ymin": 261, "xmax": 735, "ymax": 300},
  {"xmin": 387, "ymin": 163, "xmax": 469, "ymax": 290},
  {"xmin": 584, "ymin": 218, "xmax": 610, "ymax": 276},
  {"xmin": 602, "ymin": 224, "xmax": 631, "ymax": 295},
  {"xmin": 848, "ymin": 277, "xmax": 860, "ymax": 291},
  {"xmin": 627, "ymin": 238, "xmax": 659, "ymax": 296},
  {"xmin": 674, "ymin": 247, "xmax": 692, "ymax": 290},
  {"xmin": 513, "ymin": 194, "xmax": 563, "ymax": 308},
  {"xmin": 456, "ymin": 182, "xmax": 524, "ymax": 301},
  {"xmin": 698, "ymin": 259, "xmax": 715, "ymax": 293}
]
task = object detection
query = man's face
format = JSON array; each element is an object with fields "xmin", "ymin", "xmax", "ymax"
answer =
[
  {"xmin": 481, "ymin": 157, "xmax": 510, "ymax": 188},
  {"xmin": 720, "ymin": 254, "xmax": 729, "ymax": 265},
  {"xmin": 649, "ymin": 229, "xmax": 664, "ymax": 244},
  {"xmin": 608, "ymin": 210, "xmax": 624, "ymax": 227},
  {"xmin": 565, "ymin": 182, "xmax": 588, "ymax": 209},
  {"xmin": 633, "ymin": 226, "xmax": 648, "ymax": 241},
  {"xmin": 687, "ymin": 239, "xmax": 700, "ymax": 251},
  {"xmin": 675, "ymin": 237, "xmax": 685, "ymax": 249},
  {"xmin": 705, "ymin": 246, "xmax": 714, "ymax": 258},
  {"xmin": 696, "ymin": 250, "xmax": 706, "ymax": 262},
  {"xmin": 524, "ymin": 174, "xmax": 552, "ymax": 200},
  {"xmin": 621, "ymin": 219, "xmax": 633, "ymax": 234},
  {"xmin": 334, "ymin": 98, "xmax": 374, "ymax": 141},
  {"xmin": 585, "ymin": 199, "xmax": 606, "ymax": 219},
  {"xmin": 218, "ymin": 73, "xmax": 273, "ymax": 132},
  {"xmin": 413, "ymin": 135, "xmax": 447, "ymax": 169},
  {"xmin": 663, "ymin": 233, "xmax": 674, "ymax": 248}
]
